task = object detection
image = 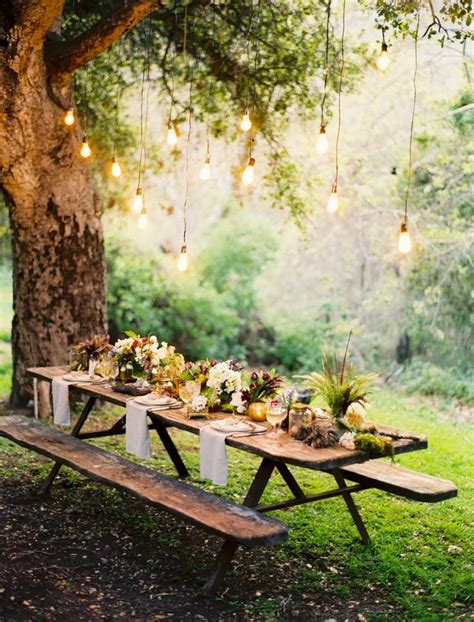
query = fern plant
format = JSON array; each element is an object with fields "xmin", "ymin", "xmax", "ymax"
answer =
[{"xmin": 297, "ymin": 332, "xmax": 377, "ymax": 419}]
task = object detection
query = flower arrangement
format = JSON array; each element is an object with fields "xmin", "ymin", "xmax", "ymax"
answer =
[
  {"xmin": 241, "ymin": 370, "xmax": 283, "ymax": 405},
  {"xmin": 111, "ymin": 332, "xmax": 183, "ymax": 381},
  {"xmin": 180, "ymin": 359, "xmax": 218, "ymax": 385},
  {"xmin": 205, "ymin": 360, "xmax": 245, "ymax": 413},
  {"xmin": 70, "ymin": 335, "xmax": 112, "ymax": 370}
]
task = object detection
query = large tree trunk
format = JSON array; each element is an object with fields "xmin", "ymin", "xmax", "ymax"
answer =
[{"xmin": 0, "ymin": 29, "xmax": 107, "ymax": 406}]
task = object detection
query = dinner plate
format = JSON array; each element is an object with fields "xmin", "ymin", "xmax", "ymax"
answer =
[
  {"xmin": 134, "ymin": 395, "xmax": 180, "ymax": 407},
  {"xmin": 63, "ymin": 372, "xmax": 100, "ymax": 382},
  {"xmin": 211, "ymin": 419, "xmax": 258, "ymax": 433}
]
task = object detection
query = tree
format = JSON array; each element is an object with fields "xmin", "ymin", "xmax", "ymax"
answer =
[{"xmin": 0, "ymin": 0, "xmax": 469, "ymax": 406}]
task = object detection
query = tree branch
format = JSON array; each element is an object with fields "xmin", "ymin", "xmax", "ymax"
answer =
[{"xmin": 46, "ymin": 0, "xmax": 165, "ymax": 75}]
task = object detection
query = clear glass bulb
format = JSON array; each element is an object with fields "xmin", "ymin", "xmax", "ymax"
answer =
[
  {"xmin": 64, "ymin": 107, "xmax": 75, "ymax": 126},
  {"xmin": 398, "ymin": 222, "xmax": 412, "ymax": 254},
  {"xmin": 199, "ymin": 157, "xmax": 211, "ymax": 181},
  {"xmin": 240, "ymin": 108, "xmax": 252, "ymax": 132},
  {"xmin": 132, "ymin": 186, "xmax": 143, "ymax": 213},
  {"xmin": 177, "ymin": 245, "xmax": 188, "ymax": 272},
  {"xmin": 137, "ymin": 209, "xmax": 147, "ymax": 230},
  {"xmin": 316, "ymin": 127, "xmax": 328, "ymax": 155},
  {"xmin": 327, "ymin": 184, "xmax": 338, "ymax": 213},
  {"xmin": 241, "ymin": 157, "xmax": 255, "ymax": 186},
  {"xmin": 80, "ymin": 136, "xmax": 91, "ymax": 158},
  {"xmin": 167, "ymin": 121, "xmax": 178, "ymax": 147},
  {"xmin": 111, "ymin": 156, "xmax": 121, "ymax": 178},
  {"xmin": 376, "ymin": 43, "xmax": 390, "ymax": 71}
]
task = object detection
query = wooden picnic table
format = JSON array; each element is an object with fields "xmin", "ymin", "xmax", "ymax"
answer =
[
  {"xmin": 15, "ymin": 365, "xmax": 456, "ymax": 593},
  {"xmin": 27, "ymin": 365, "xmax": 431, "ymax": 543}
]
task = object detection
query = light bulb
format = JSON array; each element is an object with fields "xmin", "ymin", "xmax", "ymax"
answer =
[
  {"xmin": 316, "ymin": 126, "xmax": 328, "ymax": 155},
  {"xmin": 241, "ymin": 157, "xmax": 255, "ymax": 186},
  {"xmin": 398, "ymin": 222, "xmax": 412, "ymax": 254},
  {"xmin": 137, "ymin": 208, "xmax": 147, "ymax": 230},
  {"xmin": 240, "ymin": 108, "xmax": 252, "ymax": 132},
  {"xmin": 167, "ymin": 121, "xmax": 178, "ymax": 147},
  {"xmin": 132, "ymin": 186, "xmax": 143, "ymax": 213},
  {"xmin": 327, "ymin": 183, "xmax": 338, "ymax": 213},
  {"xmin": 376, "ymin": 42, "xmax": 390, "ymax": 71},
  {"xmin": 177, "ymin": 245, "xmax": 188, "ymax": 272},
  {"xmin": 80, "ymin": 135, "xmax": 91, "ymax": 158},
  {"xmin": 64, "ymin": 106, "xmax": 75, "ymax": 126},
  {"xmin": 111, "ymin": 156, "xmax": 121, "ymax": 178},
  {"xmin": 199, "ymin": 156, "xmax": 211, "ymax": 181}
]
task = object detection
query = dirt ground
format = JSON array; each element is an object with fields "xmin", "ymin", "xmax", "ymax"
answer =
[{"xmin": 0, "ymin": 447, "xmax": 402, "ymax": 622}]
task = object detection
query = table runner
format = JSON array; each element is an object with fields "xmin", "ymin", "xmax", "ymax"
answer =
[{"xmin": 126, "ymin": 400, "xmax": 151, "ymax": 460}]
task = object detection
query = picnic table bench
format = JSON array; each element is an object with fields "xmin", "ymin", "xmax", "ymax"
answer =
[{"xmin": 0, "ymin": 366, "xmax": 458, "ymax": 594}]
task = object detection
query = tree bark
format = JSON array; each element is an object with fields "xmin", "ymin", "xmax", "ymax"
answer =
[{"xmin": 1, "ymin": 14, "xmax": 107, "ymax": 406}]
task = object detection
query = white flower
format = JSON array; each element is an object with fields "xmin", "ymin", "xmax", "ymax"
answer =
[
  {"xmin": 230, "ymin": 391, "xmax": 246, "ymax": 414},
  {"xmin": 114, "ymin": 337, "xmax": 135, "ymax": 355},
  {"xmin": 157, "ymin": 341, "xmax": 169, "ymax": 359},
  {"xmin": 208, "ymin": 361, "xmax": 242, "ymax": 395},
  {"xmin": 191, "ymin": 395, "xmax": 207, "ymax": 412},
  {"xmin": 339, "ymin": 432, "xmax": 356, "ymax": 450}
]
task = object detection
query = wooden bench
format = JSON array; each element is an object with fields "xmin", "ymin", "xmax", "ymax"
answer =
[
  {"xmin": 0, "ymin": 416, "xmax": 288, "ymax": 595},
  {"xmin": 339, "ymin": 460, "xmax": 457, "ymax": 503}
]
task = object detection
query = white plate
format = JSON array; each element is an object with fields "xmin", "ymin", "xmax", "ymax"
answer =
[
  {"xmin": 63, "ymin": 372, "xmax": 99, "ymax": 382},
  {"xmin": 134, "ymin": 395, "xmax": 180, "ymax": 406},
  {"xmin": 211, "ymin": 419, "xmax": 255, "ymax": 433}
]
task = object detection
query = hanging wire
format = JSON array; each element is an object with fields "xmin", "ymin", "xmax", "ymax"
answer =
[
  {"xmin": 334, "ymin": 0, "xmax": 346, "ymax": 186},
  {"xmin": 252, "ymin": 0, "xmax": 262, "ymax": 113},
  {"xmin": 244, "ymin": 0, "xmax": 254, "ymax": 108},
  {"xmin": 320, "ymin": 0, "xmax": 332, "ymax": 130},
  {"xmin": 181, "ymin": 5, "xmax": 194, "ymax": 245},
  {"xmin": 137, "ymin": 21, "xmax": 152, "ymax": 192},
  {"xmin": 403, "ymin": 11, "xmax": 420, "ymax": 224}
]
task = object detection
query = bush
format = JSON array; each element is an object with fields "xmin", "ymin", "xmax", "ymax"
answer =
[{"xmin": 401, "ymin": 359, "xmax": 474, "ymax": 404}]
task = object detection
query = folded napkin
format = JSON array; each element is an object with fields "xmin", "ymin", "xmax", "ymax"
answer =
[
  {"xmin": 126, "ymin": 400, "xmax": 151, "ymax": 460},
  {"xmin": 200, "ymin": 425, "xmax": 234, "ymax": 486},
  {"xmin": 52, "ymin": 377, "xmax": 74, "ymax": 426}
]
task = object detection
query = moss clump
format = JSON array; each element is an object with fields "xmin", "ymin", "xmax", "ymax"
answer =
[{"xmin": 354, "ymin": 433, "xmax": 394, "ymax": 458}]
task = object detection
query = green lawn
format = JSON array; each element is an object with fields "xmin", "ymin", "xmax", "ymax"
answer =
[{"xmin": 0, "ymin": 356, "xmax": 472, "ymax": 620}]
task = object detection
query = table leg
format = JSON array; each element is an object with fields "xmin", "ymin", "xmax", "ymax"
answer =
[
  {"xmin": 39, "ymin": 397, "xmax": 97, "ymax": 495},
  {"xmin": 275, "ymin": 463, "xmax": 306, "ymax": 499},
  {"xmin": 33, "ymin": 378, "xmax": 38, "ymax": 420},
  {"xmin": 332, "ymin": 469, "xmax": 371, "ymax": 545},
  {"xmin": 149, "ymin": 416, "xmax": 189, "ymax": 478},
  {"xmin": 243, "ymin": 458, "xmax": 276, "ymax": 508}
]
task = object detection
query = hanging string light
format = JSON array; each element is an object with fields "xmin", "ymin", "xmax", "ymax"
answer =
[
  {"xmin": 241, "ymin": 138, "xmax": 256, "ymax": 186},
  {"xmin": 199, "ymin": 131, "xmax": 211, "ymax": 181},
  {"xmin": 111, "ymin": 84, "xmax": 122, "ymax": 178},
  {"xmin": 240, "ymin": 108, "xmax": 252, "ymax": 132},
  {"xmin": 399, "ymin": 12, "xmax": 419, "ymax": 255},
  {"xmin": 376, "ymin": 27, "xmax": 391, "ymax": 72},
  {"xmin": 80, "ymin": 135, "xmax": 91, "ymax": 158},
  {"xmin": 239, "ymin": 0, "xmax": 255, "ymax": 132},
  {"xmin": 64, "ymin": 106, "xmax": 75, "ymax": 127},
  {"xmin": 132, "ymin": 32, "xmax": 151, "ymax": 219},
  {"xmin": 177, "ymin": 4, "xmax": 192, "ymax": 272},
  {"xmin": 316, "ymin": 0, "xmax": 332, "ymax": 155},
  {"xmin": 326, "ymin": 0, "xmax": 346, "ymax": 213}
]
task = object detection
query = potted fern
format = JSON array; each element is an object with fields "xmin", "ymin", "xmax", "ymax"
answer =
[{"xmin": 297, "ymin": 332, "xmax": 377, "ymax": 427}]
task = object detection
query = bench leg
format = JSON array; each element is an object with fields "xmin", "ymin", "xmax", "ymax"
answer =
[
  {"xmin": 333, "ymin": 469, "xmax": 371, "ymax": 546},
  {"xmin": 39, "ymin": 397, "xmax": 97, "ymax": 495},
  {"xmin": 203, "ymin": 541, "xmax": 239, "ymax": 596},
  {"xmin": 149, "ymin": 416, "xmax": 189, "ymax": 478}
]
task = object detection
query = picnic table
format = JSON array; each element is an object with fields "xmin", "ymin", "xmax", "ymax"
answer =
[{"xmin": 0, "ymin": 366, "xmax": 457, "ymax": 594}]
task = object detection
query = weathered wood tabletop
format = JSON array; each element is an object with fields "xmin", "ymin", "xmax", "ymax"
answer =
[{"xmin": 28, "ymin": 366, "xmax": 428, "ymax": 472}]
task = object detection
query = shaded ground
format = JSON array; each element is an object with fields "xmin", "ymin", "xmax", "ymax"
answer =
[{"xmin": 0, "ymin": 452, "xmax": 396, "ymax": 622}]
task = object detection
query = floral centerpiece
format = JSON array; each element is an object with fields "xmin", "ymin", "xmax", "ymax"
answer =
[
  {"xmin": 70, "ymin": 335, "xmax": 112, "ymax": 370},
  {"xmin": 180, "ymin": 359, "xmax": 218, "ymax": 387},
  {"xmin": 205, "ymin": 360, "xmax": 246, "ymax": 413},
  {"xmin": 242, "ymin": 370, "xmax": 284, "ymax": 421},
  {"xmin": 111, "ymin": 332, "xmax": 183, "ymax": 384}
]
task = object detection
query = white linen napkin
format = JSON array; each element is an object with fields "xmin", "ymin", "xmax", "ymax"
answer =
[
  {"xmin": 200, "ymin": 426, "xmax": 233, "ymax": 486},
  {"xmin": 51, "ymin": 377, "xmax": 74, "ymax": 426},
  {"xmin": 126, "ymin": 400, "xmax": 151, "ymax": 460}
]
